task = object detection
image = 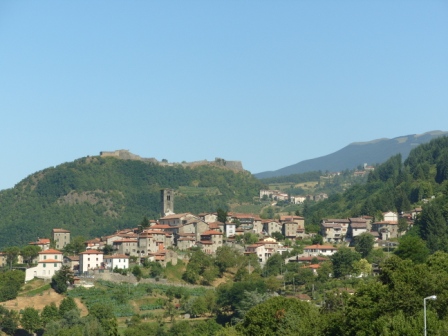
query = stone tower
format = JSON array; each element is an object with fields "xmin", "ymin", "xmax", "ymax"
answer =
[{"xmin": 161, "ymin": 189, "xmax": 174, "ymax": 217}]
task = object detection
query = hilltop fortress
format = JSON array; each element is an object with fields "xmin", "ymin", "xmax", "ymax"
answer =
[{"xmin": 99, "ymin": 149, "xmax": 245, "ymax": 171}]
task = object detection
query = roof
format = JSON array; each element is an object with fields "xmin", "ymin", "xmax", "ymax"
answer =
[
  {"xmin": 350, "ymin": 223, "xmax": 367, "ymax": 228},
  {"xmin": 150, "ymin": 224, "xmax": 172, "ymax": 229},
  {"xmin": 322, "ymin": 219, "xmax": 350, "ymax": 224},
  {"xmin": 29, "ymin": 238, "xmax": 50, "ymax": 245},
  {"xmin": 304, "ymin": 244, "xmax": 337, "ymax": 250},
  {"xmin": 64, "ymin": 255, "xmax": 80, "ymax": 261},
  {"xmin": 52, "ymin": 228, "xmax": 70, "ymax": 233},
  {"xmin": 201, "ymin": 230, "xmax": 223, "ymax": 236},
  {"xmin": 79, "ymin": 250, "xmax": 103, "ymax": 254},
  {"xmin": 39, "ymin": 259, "xmax": 63, "ymax": 263},
  {"xmin": 39, "ymin": 249, "xmax": 63, "ymax": 254},
  {"xmin": 160, "ymin": 213, "xmax": 191, "ymax": 219},
  {"xmin": 113, "ymin": 239, "xmax": 138, "ymax": 243},
  {"xmin": 104, "ymin": 254, "xmax": 129, "ymax": 259}
]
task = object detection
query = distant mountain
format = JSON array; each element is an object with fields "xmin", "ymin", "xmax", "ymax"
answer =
[{"xmin": 254, "ymin": 131, "xmax": 448, "ymax": 179}]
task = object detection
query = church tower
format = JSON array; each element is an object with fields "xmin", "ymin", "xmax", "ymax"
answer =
[{"xmin": 161, "ymin": 189, "xmax": 174, "ymax": 217}]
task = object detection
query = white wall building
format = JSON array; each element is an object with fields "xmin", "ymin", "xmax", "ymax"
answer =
[
  {"xmin": 104, "ymin": 254, "xmax": 129, "ymax": 270},
  {"xmin": 79, "ymin": 250, "xmax": 104, "ymax": 274},
  {"xmin": 25, "ymin": 249, "xmax": 63, "ymax": 282}
]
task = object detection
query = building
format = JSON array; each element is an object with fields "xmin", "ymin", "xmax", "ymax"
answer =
[
  {"xmin": 303, "ymin": 244, "xmax": 338, "ymax": 257},
  {"xmin": 25, "ymin": 249, "xmax": 63, "ymax": 281},
  {"xmin": 29, "ymin": 238, "xmax": 50, "ymax": 251},
  {"xmin": 52, "ymin": 228, "xmax": 71, "ymax": 250},
  {"xmin": 161, "ymin": 188, "xmax": 175, "ymax": 217},
  {"xmin": 196, "ymin": 230, "xmax": 223, "ymax": 254},
  {"xmin": 104, "ymin": 254, "xmax": 129, "ymax": 270},
  {"xmin": 320, "ymin": 219, "xmax": 350, "ymax": 243},
  {"xmin": 79, "ymin": 250, "xmax": 104, "ymax": 274}
]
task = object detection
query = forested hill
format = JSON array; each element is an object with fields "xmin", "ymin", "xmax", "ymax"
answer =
[
  {"xmin": 0, "ymin": 156, "xmax": 265, "ymax": 249},
  {"xmin": 304, "ymin": 136, "xmax": 448, "ymax": 226}
]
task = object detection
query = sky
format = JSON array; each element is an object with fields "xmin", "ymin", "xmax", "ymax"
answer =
[{"xmin": 0, "ymin": 1, "xmax": 447, "ymax": 191}]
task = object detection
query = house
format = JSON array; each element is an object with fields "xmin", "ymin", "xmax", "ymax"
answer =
[
  {"xmin": 383, "ymin": 211, "xmax": 398, "ymax": 222},
  {"xmin": 25, "ymin": 249, "xmax": 63, "ymax": 282},
  {"xmin": 262, "ymin": 220, "xmax": 282, "ymax": 236},
  {"xmin": 63, "ymin": 255, "xmax": 80, "ymax": 272},
  {"xmin": 280, "ymin": 216, "xmax": 305, "ymax": 240},
  {"xmin": 244, "ymin": 238, "xmax": 279, "ymax": 265},
  {"xmin": 159, "ymin": 213, "xmax": 197, "ymax": 227},
  {"xmin": 52, "ymin": 228, "xmax": 71, "ymax": 250},
  {"xmin": 347, "ymin": 218, "xmax": 368, "ymax": 241},
  {"xmin": 29, "ymin": 238, "xmax": 50, "ymax": 251},
  {"xmin": 371, "ymin": 221, "xmax": 398, "ymax": 239},
  {"xmin": 320, "ymin": 219, "xmax": 349, "ymax": 243},
  {"xmin": 303, "ymin": 244, "xmax": 338, "ymax": 257},
  {"xmin": 79, "ymin": 250, "xmax": 104, "ymax": 274},
  {"xmin": 176, "ymin": 234, "xmax": 196, "ymax": 250},
  {"xmin": 198, "ymin": 213, "xmax": 218, "ymax": 223},
  {"xmin": 282, "ymin": 221, "xmax": 299, "ymax": 240},
  {"xmin": 196, "ymin": 230, "xmax": 223, "ymax": 254},
  {"xmin": 113, "ymin": 239, "xmax": 139, "ymax": 256},
  {"xmin": 104, "ymin": 254, "xmax": 129, "ymax": 270},
  {"xmin": 224, "ymin": 222, "xmax": 236, "ymax": 238}
]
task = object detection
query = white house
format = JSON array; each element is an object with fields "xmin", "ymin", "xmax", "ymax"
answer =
[
  {"xmin": 25, "ymin": 249, "xmax": 63, "ymax": 282},
  {"xmin": 104, "ymin": 254, "xmax": 129, "ymax": 270},
  {"xmin": 303, "ymin": 244, "xmax": 338, "ymax": 257},
  {"xmin": 79, "ymin": 250, "xmax": 104, "ymax": 274}
]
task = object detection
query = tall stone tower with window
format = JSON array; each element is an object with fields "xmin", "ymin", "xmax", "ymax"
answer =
[{"xmin": 161, "ymin": 189, "xmax": 174, "ymax": 217}]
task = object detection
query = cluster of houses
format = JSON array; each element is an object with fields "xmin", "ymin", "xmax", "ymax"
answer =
[
  {"xmin": 2, "ymin": 189, "xmax": 422, "ymax": 283},
  {"xmin": 320, "ymin": 209, "xmax": 420, "ymax": 245},
  {"xmin": 260, "ymin": 189, "xmax": 328, "ymax": 204}
]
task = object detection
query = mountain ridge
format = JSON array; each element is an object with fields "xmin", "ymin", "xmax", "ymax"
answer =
[{"xmin": 255, "ymin": 131, "xmax": 448, "ymax": 179}]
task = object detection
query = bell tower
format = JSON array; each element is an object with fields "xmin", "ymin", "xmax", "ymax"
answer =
[{"xmin": 161, "ymin": 189, "xmax": 174, "ymax": 217}]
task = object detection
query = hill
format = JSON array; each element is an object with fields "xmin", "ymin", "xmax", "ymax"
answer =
[
  {"xmin": 0, "ymin": 156, "xmax": 265, "ymax": 249},
  {"xmin": 255, "ymin": 130, "xmax": 448, "ymax": 178},
  {"xmin": 303, "ymin": 136, "xmax": 448, "ymax": 225}
]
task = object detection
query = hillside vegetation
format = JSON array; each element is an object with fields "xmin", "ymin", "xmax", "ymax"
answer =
[
  {"xmin": 0, "ymin": 157, "xmax": 265, "ymax": 249},
  {"xmin": 304, "ymin": 136, "xmax": 448, "ymax": 225}
]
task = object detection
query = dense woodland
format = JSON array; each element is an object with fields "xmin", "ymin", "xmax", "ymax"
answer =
[{"xmin": 0, "ymin": 158, "xmax": 265, "ymax": 249}]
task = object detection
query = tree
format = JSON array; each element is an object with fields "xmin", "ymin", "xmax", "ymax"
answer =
[
  {"xmin": 41, "ymin": 303, "xmax": 60, "ymax": 327},
  {"xmin": 354, "ymin": 233, "xmax": 375, "ymax": 258},
  {"xmin": 89, "ymin": 303, "xmax": 118, "ymax": 336},
  {"xmin": 102, "ymin": 244, "xmax": 114, "ymax": 255},
  {"xmin": 398, "ymin": 217, "xmax": 409, "ymax": 236},
  {"xmin": 236, "ymin": 296, "xmax": 320, "ymax": 335},
  {"xmin": 51, "ymin": 265, "xmax": 74, "ymax": 294},
  {"xmin": 263, "ymin": 253, "xmax": 284, "ymax": 277},
  {"xmin": 21, "ymin": 307, "xmax": 41, "ymax": 335},
  {"xmin": 132, "ymin": 265, "xmax": 142, "ymax": 281},
  {"xmin": 312, "ymin": 234, "xmax": 324, "ymax": 245},
  {"xmin": 352, "ymin": 258, "xmax": 372, "ymax": 276},
  {"xmin": 21, "ymin": 245, "xmax": 41, "ymax": 267},
  {"xmin": 0, "ymin": 308, "xmax": 19, "ymax": 335},
  {"xmin": 215, "ymin": 246, "xmax": 240, "ymax": 274},
  {"xmin": 394, "ymin": 235, "xmax": 429, "ymax": 264},
  {"xmin": 63, "ymin": 236, "xmax": 86, "ymax": 255},
  {"xmin": 4, "ymin": 246, "xmax": 20, "ymax": 269},
  {"xmin": 330, "ymin": 247, "xmax": 361, "ymax": 278},
  {"xmin": 417, "ymin": 203, "xmax": 448, "ymax": 253},
  {"xmin": 59, "ymin": 296, "xmax": 78, "ymax": 317},
  {"xmin": 217, "ymin": 208, "xmax": 228, "ymax": 223}
]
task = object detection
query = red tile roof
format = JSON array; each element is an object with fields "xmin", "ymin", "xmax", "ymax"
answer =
[{"xmin": 39, "ymin": 249, "xmax": 63, "ymax": 254}]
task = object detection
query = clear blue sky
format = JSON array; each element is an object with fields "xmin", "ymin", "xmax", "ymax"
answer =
[{"xmin": 1, "ymin": 1, "xmax": 447, "ymax": 190}]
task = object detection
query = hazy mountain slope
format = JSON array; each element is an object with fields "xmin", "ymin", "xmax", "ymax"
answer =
[
  {"xmin": 255, "ymin": 131, "xmax": 448, "ymax": 179},
  {"xmin": 0, "ymin": 156, "xmax": 265, "ymax": 249}
]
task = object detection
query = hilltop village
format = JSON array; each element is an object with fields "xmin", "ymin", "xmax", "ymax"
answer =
[{"xmin": 0, "ymin": 188, "xmax": 418, "ymax": 283}]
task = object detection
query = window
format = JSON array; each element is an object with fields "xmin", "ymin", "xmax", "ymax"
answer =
[
  {"xmin": 96, "ymin": 258, "xmax": 98, "ymax": 261},
  {"xmin": 54, "ymin": 263, "xmax": 57, "ymax": 267},
  {"xmin": 44, "ymin": 255, "xmax": 47, "ymax": 260},
  {"xmin": 88, "ymin": 258, "xmax": 90, "ymax": 261},
  {"xmin": 43, "ymin": 263, "xmax": 46, "ymax": 268},
  {"xmin": 55, "ymin": 255, "xmax": 58, "ymax": 259}
]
